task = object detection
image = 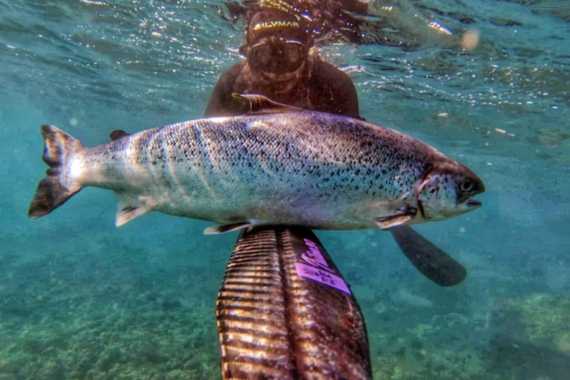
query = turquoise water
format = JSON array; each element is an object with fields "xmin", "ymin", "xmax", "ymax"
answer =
[{"xmin": 1, "ymin": 0, "xmax": 569, "ymax": 379}]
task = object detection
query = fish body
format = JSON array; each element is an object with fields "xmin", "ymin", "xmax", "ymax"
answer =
[{"xmin": 29, "ymin": 96, "xmax": 484, "ymax": 231}]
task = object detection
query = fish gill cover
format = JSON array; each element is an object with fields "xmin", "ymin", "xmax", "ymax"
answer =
[{"xmin": 0, "ymin": 0, "xmax": 569, "ymax": 379}]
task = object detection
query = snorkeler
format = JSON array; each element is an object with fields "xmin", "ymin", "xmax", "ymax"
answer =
[{"xmin": 204, "ymin": 6, "xmax": 360, "ymax": 119}]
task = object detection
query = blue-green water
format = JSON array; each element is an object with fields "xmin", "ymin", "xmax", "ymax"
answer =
[{"xmin": 1, "ymin": 0, "xmax": 569, "ymax": 379}]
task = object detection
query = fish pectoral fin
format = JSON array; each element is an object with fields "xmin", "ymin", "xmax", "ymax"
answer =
[
  {"xmin": 115, "ymin": 193, "xmax": 150, "ymax": 227},
  {"xmin": 231, "ymin": 93, "xmax": 303, "ymax": 115},
  {"xmin": 109, "ymin": 130, "xmax": 130, "ymax": 141},
  {"xmin": 375, "ymin": 207, "xmax": 417, "ymax": 230},
  {"xmin": 204, "ymin": 222, "xmax": 253, "ymax": 235}
]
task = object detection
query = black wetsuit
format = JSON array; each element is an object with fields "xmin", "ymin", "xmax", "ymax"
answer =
[{"xmin": 204, "ymin": 58, "xmax": 360, "ymax": 119}]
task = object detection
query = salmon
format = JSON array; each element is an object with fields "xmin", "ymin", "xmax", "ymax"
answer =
[{"xmin": 28, "ymin": 94, "xmax": 484, "ymax": 232}]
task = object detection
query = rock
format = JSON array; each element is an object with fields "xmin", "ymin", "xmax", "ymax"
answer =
[
  {"xmin": 489, "ymin": 293, "xmax": 570, "ymax": 379},
  {"xmin": 392, "ymin": 289, "xmax": 433, "ymax": 308}
]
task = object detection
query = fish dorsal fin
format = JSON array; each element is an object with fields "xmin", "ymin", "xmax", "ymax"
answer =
[
  {"xmin": 110, "ymin": 130, "xmax": 130, "ymax": 141},
  {"xmin": 232, "ymin": 93, "xmax": 303, "ymax": 115},
  {"xmin": 115, "ymin": 193, "xmax": 151, "ymax": 227},
  {"xmin": 375, "ymin": 207, "xmax": 418, "ymax": 230},
  {"xmin": 204, "ymin": 222, "xmax": 252, "ymax": 235}
]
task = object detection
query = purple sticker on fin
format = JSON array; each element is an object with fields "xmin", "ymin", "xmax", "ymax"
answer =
[
  {"xmin": 293, "ymin": 238, "xmax": 351, "ymax": 294},
  {"xmin": 295, "ymin": 263, "xmax": 351, "ymax": 294},
  {"xmin": 301, "ymin": 239, "xmax": 330, "ymax": 270}
]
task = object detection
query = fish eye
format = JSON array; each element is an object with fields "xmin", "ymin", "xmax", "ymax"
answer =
[{"xmin": 459, "ymin": 179, "xmax": 474, "ymax": 192}]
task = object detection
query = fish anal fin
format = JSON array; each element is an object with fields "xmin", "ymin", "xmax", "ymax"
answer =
[
  {"xmin": 204, "ymin": 222, "xmax": 252, "ymax": 235},
  {"xmin": 116, "ymin": 206, "xmax": 150, "ymax": 227},
  {"xmin": 231, "ymin": 93, "xmax": 302, "ymax": 115},
  {"xmin": 115, "ymin": 193, "xmax": 152, "ymax": 227},
  {"xmin": 375, "ymin": 207, "xmax": 417, "ymax": 230}
]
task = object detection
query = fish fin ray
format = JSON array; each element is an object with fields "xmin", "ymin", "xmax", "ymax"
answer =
[
  {"xmin": 204, "ymin": 222, "xmax": 252, "ymax": 235},
  {"xmin": 231, "ymin": 93, "xmax": 302, "ymax": 115},
  {"xmin": 375, "ymin": 207, "xmax": 417, "ymax": 230},
  {"xmin": 28, "ymin": 125, "xmax": 84, "ymax": 219},
  {"xmin": 115, "ymin": 193, "xmax": 150, "ymax": 227}
]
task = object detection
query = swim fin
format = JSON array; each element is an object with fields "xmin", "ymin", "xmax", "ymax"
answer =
[
  {"xmin": 216, "ymin": 226, "xmax": 372, "ymax": 380},
  {"xmin": 389, "ymin": 225, "xmax": 467, "ymax": 287}
]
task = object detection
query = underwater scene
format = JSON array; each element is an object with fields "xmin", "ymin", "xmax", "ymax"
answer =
[{"xmin": 1, "ymin": 0, "xmax": 569, "ymax": 379}]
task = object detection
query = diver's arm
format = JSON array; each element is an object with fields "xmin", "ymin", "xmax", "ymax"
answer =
[{"xmin": 204, "ymin": 62, "xmax": 247, "ymax": 118}]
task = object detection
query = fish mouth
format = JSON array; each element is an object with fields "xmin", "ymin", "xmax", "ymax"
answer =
[
  {"xmin": 465, "ymin": 199, "xmax": 482, "ymax": 208},
  {"xmin": 458, "ymin": 188, "xmax": 484, "ymax": 209}
]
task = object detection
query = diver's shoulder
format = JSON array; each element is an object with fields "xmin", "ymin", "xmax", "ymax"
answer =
[
  {"xmin": 311, "ymin": 59, "xmax": 354, "ymax": 86},
  {"xmin": 308, "ymin": 58, "xmax": 360, "ymax": 119},
  {"xmin": 219, "ymin": 60, "xmax": 247, "ymax": 79},
  {"xmin": 312, "ymin": 59, "xmax": 348, "ymax": 75},
  {"xmin": 211, "ymin": 60, "xmax": 248, "ymax": 94}
]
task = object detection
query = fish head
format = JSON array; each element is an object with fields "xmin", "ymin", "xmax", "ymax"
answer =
[{"xmin": 416, "ymin": 159, "xmax": 484, "ymax": 222}]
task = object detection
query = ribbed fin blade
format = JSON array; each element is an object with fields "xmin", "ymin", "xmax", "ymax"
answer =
[{"xmin": 216, "ymin": 226, "xmax": 372, "ymax": 380}]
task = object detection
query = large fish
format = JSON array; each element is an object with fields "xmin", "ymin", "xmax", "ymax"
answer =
[{"xmin": 28, "ymin": 95, "xmax": 484, "ymax": 232}]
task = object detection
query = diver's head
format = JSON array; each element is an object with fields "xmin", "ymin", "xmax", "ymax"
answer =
[
  {"xmin": 416, "ymin": 159, "xmax": 485, "ymax": 222},
  {"xmin": 242, "ymin": 8, "xmax": 313, "ymax": 84}
]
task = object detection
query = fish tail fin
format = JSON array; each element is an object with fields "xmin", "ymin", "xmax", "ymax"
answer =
[{"xmin": 28, "ymin": 124, "xmax": 85, "ymax": 219}]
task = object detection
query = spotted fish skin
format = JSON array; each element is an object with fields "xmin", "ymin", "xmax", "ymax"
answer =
[{"xmin": 28, "ymin": 109, "xmax": 483, "ymax": 229}]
